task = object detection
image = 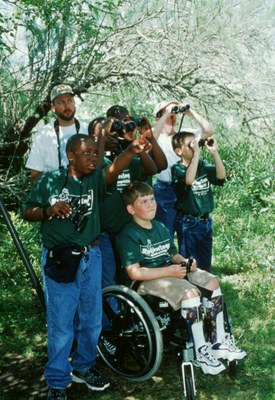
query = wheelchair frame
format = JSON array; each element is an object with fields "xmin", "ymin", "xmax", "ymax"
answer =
[{"xmin": 98, "ymin": 281, "xmax": 238, "ymax": 399}]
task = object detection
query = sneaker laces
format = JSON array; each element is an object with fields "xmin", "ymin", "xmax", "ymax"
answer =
[
  {"xmin": 222, "ymin": 334, "xmax": 240, "ymax": 351},
  {"xmin": 198, "ymin": 344, "xmax": 219, "ymax": 364}
]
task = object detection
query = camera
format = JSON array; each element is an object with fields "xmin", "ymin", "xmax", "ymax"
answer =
[
  {"xmin": 171, "ymin": 104, "xmax": 190, "ymax": 114},
  {"xmin": 69, "ymin": 197, "xmax": 89, "ymax": 232},
  {"xmin": 180, "ymin": 258, "xmax": 193, "ymax": 273},
  {"xmin": 198, "ymin": 138, "xmax": 214, "ymax": 148},
  {"xmin": 110, "ymin": 117, "xmax": 147, "ymax": 136},
  {"xmin": 131, "ymin": 116, "xmax": 147, "ymax": 128}
]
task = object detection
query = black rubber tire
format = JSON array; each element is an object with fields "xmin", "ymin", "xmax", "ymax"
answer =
[
  {"xmin": 98, "ymin": 285, "xmax": 163, "ymax": 382},
  {"xmin": 228, "ymin": 359, "xmax": 238, "ymax": 377},
  {"xmin": 184, "ymin": 375, "xmax": 196, "ymax": 399}
]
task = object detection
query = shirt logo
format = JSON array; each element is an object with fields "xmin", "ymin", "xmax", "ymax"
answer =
[
  {"xmin": 140, "ymin": 238, "xmax": 170, "ymax": 259},
  {"xmin": 117, "ymin": 169, "xmax": 131, "ymax": 192},
  {"xmin": 49, "ymin": 188, "xmax": 94, "ymax": 214},
  {"xmin": 192, "ymin": 175, "xmax": 210, "ymax": 196}
]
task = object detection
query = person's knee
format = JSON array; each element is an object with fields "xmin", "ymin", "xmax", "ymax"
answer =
[
  {"xmin": 182, "ymin": 287, "xmax": 200, "ymax": 300},
  {"xmin": 205, "ymin": 277, "xmax": 220, "ymax": 291}
]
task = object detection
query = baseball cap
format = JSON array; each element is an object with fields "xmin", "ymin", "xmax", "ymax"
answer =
[
  {"xmin": 107, "ymin": 105, "xmax": 129, "ymax": 119},
  {"xmin": 153, "ymin": 100, "xmax": 179, "ymax": 117},
  {"xmin": 50, "ymin": 84, "xmax": 74, "ymax": 102}
]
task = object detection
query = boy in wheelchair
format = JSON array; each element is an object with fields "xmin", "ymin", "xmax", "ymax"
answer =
[{"xmin": 116, "ymin": 181, "xmax": 246, "ymax": 376}]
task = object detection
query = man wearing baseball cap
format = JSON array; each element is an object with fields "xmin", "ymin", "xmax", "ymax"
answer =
[
  {"xmin": 26, "ymin": 84, "xmax": 88, "ymax": 185},
  {"xmin": 152, "ymin": 99, "xmax": 214, "ymax": 240}
]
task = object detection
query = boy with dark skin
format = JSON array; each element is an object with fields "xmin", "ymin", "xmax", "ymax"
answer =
[{"xmin": 22, "ymin": 134, "xmax": 151, "ymax": 400}]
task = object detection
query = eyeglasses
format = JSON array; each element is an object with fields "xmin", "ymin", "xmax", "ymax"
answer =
[{"xmin": 55, "ymin": 98, "xmax": 75, "ymax": 106}]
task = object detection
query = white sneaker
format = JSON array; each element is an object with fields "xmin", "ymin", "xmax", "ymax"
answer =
[
  {"xmin": 210, "ymin": 334, "xmax": 247, "ymax": 362},
  {"xmin": 193, "ymin": 344, "xmax": 226, "ymax": 375}
]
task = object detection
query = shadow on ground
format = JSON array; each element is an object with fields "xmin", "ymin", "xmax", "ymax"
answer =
[{"xmin": 0, "ymin": 353, "xmax": 118, "ymax": 400}]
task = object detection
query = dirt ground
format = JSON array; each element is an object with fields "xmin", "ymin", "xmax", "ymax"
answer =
[{"xmin": 0, "ymin": 353, "xmax": 123, "ymax": 400}]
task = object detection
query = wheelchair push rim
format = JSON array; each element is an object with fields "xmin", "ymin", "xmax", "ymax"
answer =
[{"xmin": 98, "ymin": 285, "xmax": 163, "ymax": 382}]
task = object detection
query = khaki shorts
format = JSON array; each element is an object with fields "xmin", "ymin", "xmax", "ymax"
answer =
[{"xmin": 136, "ymin": 269, "xmax": 216, "ymax": 310}]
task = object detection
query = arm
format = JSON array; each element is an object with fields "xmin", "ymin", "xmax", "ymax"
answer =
[
  {"xmin": 104, "ymin": 137, "xmax": 153, "ymax": 187},
  {"xmin": 138, "ymin": 150, "xmax": 158, "ymax": 176},
  {"xmin": 206, "ymin": 138, "xmax": 226, "ymax": 180},
  {"xmin": 31, "ymin": 170, "xmax": 42, "ymax": 186},
  {"xmin": 152, "ymin": 109, "xmax": 172, "ymax": 140},
  {"xmin": 95, "ymin": 118, "xmax": 114, "ymax": 169},
  {"xmin": 147, "ymin": 135, "xmax": 168, "ymax": 172},
  {"xmin": 138, "ymin": 118, "xmax": 167, "ymax": 172},
  {"xmin": 185, "ymin": 140, "xmax": 200, "ymax": 186},
  {"xmin": 186, "ymin": 108, "xmax": 214, "ymax": 139},
  {"xmin": 95, "ymin": 132, "xmax": 105, "ymax": 169},
  {"xmin": 125, "ymin": 258, "xmax": 197, "ymax": 281},
  {"xmin": 23, "ymin": 201, "xmax": 72, "ymax": 222}
]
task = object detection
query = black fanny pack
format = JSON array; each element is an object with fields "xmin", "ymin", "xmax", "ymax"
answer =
[{"xmin": 45, "ymin": 243, "xmax": 83, "ymax": 283}]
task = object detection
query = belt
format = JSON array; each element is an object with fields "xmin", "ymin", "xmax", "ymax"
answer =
[
  {"xmin": 78, "ymin": 239, "xmax": 100, "ymax": 254},
  {"xmin": 46, "ymin": 239, "xmax": 100, "ymax": 257}
]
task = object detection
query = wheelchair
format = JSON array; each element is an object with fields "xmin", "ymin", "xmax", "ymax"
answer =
[{"xmin": 98, "ymin": 280, "xmax": 238, "ymax": 399}]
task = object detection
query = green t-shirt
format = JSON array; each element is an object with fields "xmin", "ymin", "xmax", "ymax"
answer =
[
  {"xmin": 116, "ymin": 219, "xmax": 178, "ymax": 270},
  {"xmin": 22, "ymin": 168, "xmax": 106, "ymax": 248},
  {"xmin": 171, "ymin": 160, "xmax": 224, "ymax": 215},
  {"xmin": 100, "ymin": 157, "xmax": 147, "ymax": 233}
]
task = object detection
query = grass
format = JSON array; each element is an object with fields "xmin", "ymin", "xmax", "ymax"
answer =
[
  {"xmin": 0, "ymin": 210, "xmax": 274, "ymax": 400},
  {"xmin": 0, "ymin": 137, "xmax": 274, "ymax": 399}
]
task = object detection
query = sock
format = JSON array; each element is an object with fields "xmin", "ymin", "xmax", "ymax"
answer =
[
  {"xmin": 181, "ymin": 297, "xmax": 206, "ymax": 351},
  {"xmin": 203, "ymin": 288, "xmax": 226, "ymax": 344}
]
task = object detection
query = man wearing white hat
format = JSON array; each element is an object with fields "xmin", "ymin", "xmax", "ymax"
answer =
[
  {"xmin": 152, "ymin": 100, "xmax": 214, "ymax": 240},
  {"xmin": 26, "ymin": 84, "xmax": 88, "ymax": 185}
]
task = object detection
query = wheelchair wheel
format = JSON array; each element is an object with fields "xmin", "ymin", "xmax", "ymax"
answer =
[
  {"xmin": 228, "ymin": 360, "xmax": 237, "ymax": 376},
  {"xmin": 181, "ymin": 362, "xmax": 196, "ymax": 399},
  {"xmin": 184, "ymin": 376, "xmax": 195, "ymax": 400},
  {"xmin": 98, "ymin": 285, "xmax": 163, "ymax": 382}
]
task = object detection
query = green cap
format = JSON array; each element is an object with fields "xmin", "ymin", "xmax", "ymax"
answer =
[{"xmin": 50, "ymin": 84, "xmax": 74, "ymax": 102}]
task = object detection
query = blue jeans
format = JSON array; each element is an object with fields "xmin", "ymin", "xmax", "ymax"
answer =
[
  {"xmin": 153, "ymin": 180, "xmax": 177, "ymax": 240},
  {"xmin": 100, "ymin": 232, "xmax": 117, "ymax": 288},
  {"xmin": 175, "ymin": 215, "xmax": 213, "ymax": 272},
  {"xmin": 42, "ymin": 245, "xmax": 102, "ymax": 389},
  {"xmin": 99, "ymin": 232, "xmax": 120, "ymax": 331}
]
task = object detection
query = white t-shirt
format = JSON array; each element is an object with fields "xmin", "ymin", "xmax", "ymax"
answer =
[
  {"xmin": 26, "ymin": 120, "xmax": 88, "ymax": 172},
  {"xmin": 156, "ymin": 128, "xmax": 202, "ymax": 183}
]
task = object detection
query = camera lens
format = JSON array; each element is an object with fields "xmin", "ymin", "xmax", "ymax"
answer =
[
  {"xmin": 110, "ymin": 120, "xmax": 126, "ymax": 135},
  {"xmin": 125, "ymin": 121, "xmax": 137, "ymax": 132}
]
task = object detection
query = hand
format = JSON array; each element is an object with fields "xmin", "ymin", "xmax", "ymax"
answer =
[
  {"xmin": 205, "ymin": 136, "xmax": 218, "ymax": 154},
  {"xmin": 168, "ymin": 264, "xmax": 188, "ymax": 279},
  {"xmin": 188, "ymin": 138, "xmax": 200, "ymax": 152},
  {"xmin": 136, "ymin": 117, "xmax": 152, "ymax": 135},
  {"xmin": 46, "ymin": 201, "xmax": 72, "ymax": 219},
  {"xmin": 128, "ymin": 136, "xmax": 152, "ymax": 154},
  {"xmin": 166, "ymin": 102, "xmax": 180, "ymax": 114},
  {"xmin": 101, "ymin": 117, "xmax": 114, "ymax": 137},
  {"xmin": 188, "ymin": 258, "xmax": 197, "ymax": 272}
]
